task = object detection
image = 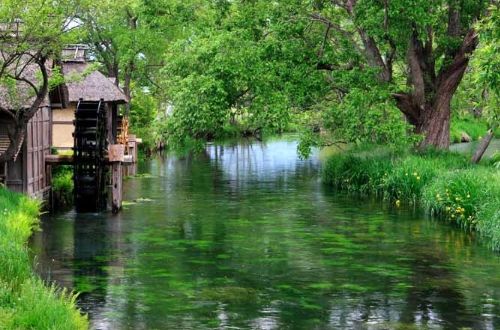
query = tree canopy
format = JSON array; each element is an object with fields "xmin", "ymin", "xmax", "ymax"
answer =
[
  {"xmin": 156, "ymin": 0, "xmax": 493, "ymax": 152},
  {"xmin": 0, "ymin": 0, "xmax": 497, "ymax": 161}
]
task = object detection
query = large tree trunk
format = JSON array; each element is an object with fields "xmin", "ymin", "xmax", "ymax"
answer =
[
  {"xmin": 123, "ymin": 62, "xmax": 133, "ymax": 115},
  {"xmin": 0, "ymin": 121, "xmax": 26, "ymax": 163},
  {"xmin": 395, "ymin": 92, "xmax": 452, "ymax": 149},
  {"xmin": 419, "ymin": 100, "xmax": 451, "ymax": 149},
  {"xmin": 394, "ymin": 29, "xmax": 478, "ymax": 149}
]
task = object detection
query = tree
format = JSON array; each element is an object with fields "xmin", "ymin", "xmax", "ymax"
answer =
[
  {"xmin": 160, "ymin": 1, "xmax": 329, "ymax": 148},
  {"xmin": 0, "ymin": 1, "xmax": 74, "ymax": 163},
  {"xmin": 309, "ymin": 0, "xmax": 489, "ymax": 149},
  {"xmin": 160, "ymin": 0, "xmax": 493, "ymax": 151},
  {"xmin": 76, "ymin": 0, "xmax": 199, "ymax": 112}
]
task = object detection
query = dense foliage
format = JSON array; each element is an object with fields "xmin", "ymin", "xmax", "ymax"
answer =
[
  {"xmin": 153, "ymin": 0, "xmax": 494, "ymax": 152},
  {"xmin": 0, "ymin": 1, "xmax": 496, "ymax": 158}
]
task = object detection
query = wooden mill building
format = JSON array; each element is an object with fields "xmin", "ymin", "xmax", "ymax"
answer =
[
  {"xmin": 51, "ymin": 45, "xmax": 129, "ymax": 151},
  {"xmin": 1, "ymin": 45, "xmax": 139, "ymax": 212}
]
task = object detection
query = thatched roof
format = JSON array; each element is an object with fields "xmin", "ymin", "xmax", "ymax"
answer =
[
  {"xmin": 62, "ymin": 62, "xmax": 129, "ymax": 104},
  {"xmin": 0, "ymin": 55, "xmax": 50, "ymax": 110}
]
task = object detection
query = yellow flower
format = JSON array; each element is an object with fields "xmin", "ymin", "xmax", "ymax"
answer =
[
  {"xmin": 416, "ymin": 176, "xmax": 421, "ymax": 180},
  {"xmin": 446, "ymin": 206, "xmax": 451, "ymax": 212},
  {"xmin": 395, "ymin": 200, "xmax": 401, "ymax": 207},
  {"xmin": 436, "ymin": 194, "xmax": 440, "ymax": 198},
  {"xmin": 467, "ymin": 194, "xmax": 470, "ymax": 198},
  {"xmin": 413, "ymin": 172, "xmax": 417, "ymax": 176}
]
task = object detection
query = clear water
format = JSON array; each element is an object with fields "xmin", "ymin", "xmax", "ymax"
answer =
[
  {"xmin": 450, "ymin": 139, "xmax": 499, "ymax": 158},
  {"xmin": 32, "ymin": 138, "xmax": 500, "ymax": 329}
]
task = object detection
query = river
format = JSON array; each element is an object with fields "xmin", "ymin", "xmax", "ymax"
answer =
[{"xmin": 31, "ymin": 137, "xmax": 500, "ymax": 329}]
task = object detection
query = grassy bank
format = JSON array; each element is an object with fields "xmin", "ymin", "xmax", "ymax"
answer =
[
  {"xmin": 0, "ymin": 188, "xmax": 87, "ymax": 329},
  {"xmin": 450, "ymin": 117, "xmax": 500, "ymax": 143},
  {"xmin": 322, "ymin": 147, "xmax": 500, "ymax": 251}
]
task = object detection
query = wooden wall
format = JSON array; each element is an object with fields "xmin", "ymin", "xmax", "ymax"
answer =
[
  {"xmin": 0, "ymin": 114, "xmax": 24, "ymax": 193},
  {"xmin": 1, "ymin": 106, "xmax": 51, "ymax": 199},
  {"xmin": 0, "ymin": 119, "xmax": 10, "ymax": 185},
  {"xmin": 25, "ymin": 106, "xmax": 52, "ymax": 198}
]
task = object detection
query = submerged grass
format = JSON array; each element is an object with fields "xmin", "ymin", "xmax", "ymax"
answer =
[
  {"xmin": 0, "ymin": 188, "xmax": 87, "ymax": 329},
  {"xmin": 322, "ymin": 146, "xmax": 500, "ymax": 251}
]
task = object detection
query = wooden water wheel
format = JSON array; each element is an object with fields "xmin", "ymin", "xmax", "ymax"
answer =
[{"xmin": 73, "ymin": 100, "xmax": 108, "ymax": 212}]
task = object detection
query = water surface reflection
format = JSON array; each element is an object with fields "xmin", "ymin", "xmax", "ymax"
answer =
[{"xmin": 32, "ymin": 138, "xmax": 500, "ymax": 329}]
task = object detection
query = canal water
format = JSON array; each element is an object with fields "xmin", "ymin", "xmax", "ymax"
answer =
[{"xmin": 32, "ymin": 138, "xmax": 500, "ymax": 329}]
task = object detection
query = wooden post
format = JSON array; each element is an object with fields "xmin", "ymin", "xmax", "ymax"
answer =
[
  {"xmin": 111, "ymin": 162, "xmax": 122, "ymax": 214},
  {"xmin": 109, "ymin": 144, "xmax": 125, "ymax": 213},
  {"xmin": 128, "ymin": 135, "xmax": 137, "ymax": 176}
]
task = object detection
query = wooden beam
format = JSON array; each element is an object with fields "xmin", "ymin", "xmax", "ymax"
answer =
[
  {"xmin": 45, "ymin": 154, "xmax": 74, "ymax": 165},
  {"xmin": 45, "ymin": 154, "xmax": 134, "ymax": 166}
]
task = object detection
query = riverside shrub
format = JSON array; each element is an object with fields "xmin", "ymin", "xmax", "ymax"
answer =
[
  {"xmin": 322, "ymin": 148, "xmax": 394, "ymax": 195},
  {"xmin": 382, "ymin": 152, "xmax": 470, "ymax": 203},
  {"xmin": 322, "ymin": 147, "xmax": 500, "ymax": 250}
]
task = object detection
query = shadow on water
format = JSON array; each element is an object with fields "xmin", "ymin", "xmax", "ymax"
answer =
[{"xmin": 32, "ymin": 137, "xmax": 500, "ymax": 329}]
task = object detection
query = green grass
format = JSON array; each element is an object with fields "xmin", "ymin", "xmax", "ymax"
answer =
[
  {"xmin": 491, "ymin": 151, "xmax": 500, "ymax": 169},
  {"xmin": 322, "ymin": 151, "xmax": 393, "ymax": 195},
  {"xmin": 322, "ymin": 146, "xmax": 500, "ymax": 250},
  {"xmin": 422, "ymin": 168, "xmax": 500, "ymax": 250},
  {"xmin": 450, "ymin": 117, "xmax": 500, "ymax": 143},
  {"xmin": 0, "ymin": 188, "xmax": 88, "ymax": 329}
]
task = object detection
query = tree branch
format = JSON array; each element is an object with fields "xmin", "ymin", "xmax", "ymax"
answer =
[
  {"xmin": 358, "ymin": 29, "xmax": 391, "ymax": 82},
  {"xmin": 393, "ymin": 93, "xmax": 421, "ymax": 125},
  {"xmin": 0, "ymin": 105, "xmax": 16, "ymax": 120},
  {"xmin": 436, "ymin": 29, "xmax": 478, "ymax": 91},
  {"xmin": 310, "ymin": 12, "xmax": 363, "ymax": 55},
  {"xmin": 407, "ymin": 30, "xmax": 426, "ymax": 107},
  {"xmin": 317, "ymin": 22, "xmax": 332, "ymax": 58}
]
